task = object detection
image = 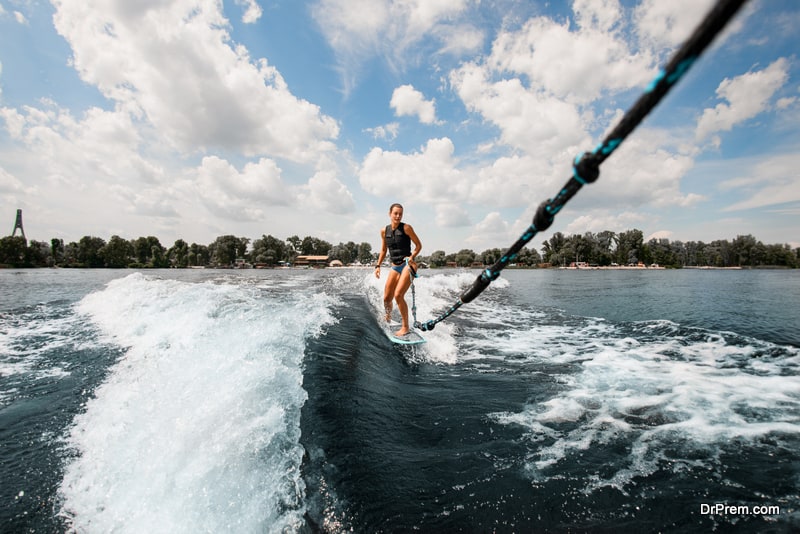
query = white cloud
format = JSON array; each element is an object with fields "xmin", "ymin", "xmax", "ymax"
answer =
[
  {"xmin": 51, "ymin": 0, "xmax": 339, "ymax": 162},
  {"xmin": 0, "ymin": 102, "xmax": 162, "ymax": 190},
  {"xmin": 634, "ymin": 0, "xmax": 716, "ymax": 49},
  {"xmin": 646, "ymin": 230, "xmax": 675, "ymax": 241},
  {"xmin": 485, "ymin": 6, "xmax": 655, "ymax": 104},
  {"xmin": 359, "ymin": 137, "xmax": 466, "ymax": 203},
  {"xmin": 563, "ymin": 210, "xmax": 649, "ymax": 236},
  {"xmin": 451, "ymin": 64, "xmax": 587, "ymax": 159},
  {"xmin": 365, "ymin": 122, "xmax": 400, "ymax": 141},
  {"xmin": 312, "ymin": 0, "xmax": 473, "ymax": 94},
  {"xmin": 300, "ymin": 170, "xmax": 356, "ymax": 214},
  {"xmin": 234, "ymin": 0, "xmax": 262, "ymax": 24},
  {"xmin": 436, "ymin": 23, "xmax": 484, "ymax": 56},
  {"xmin": 14, "ymin": 11, "xmax": 28, "ymax": 25},
  {"xmin": 390, "ymin": 84, "xmax": 437, "ymax": 124},
  {"xmin": 595, "ymin": 130, "xmax": 702, "ymax": 209},
  {"xmin": 472, "ymin": 154, "xmax": 562, "ymax": 208},
  {"xmin": 465, "ymin": 211, "xmax": 511, "ymax": 247},
  {"xmin": 195, "ymin": 156, "xmax": 293, "ymax": 221},
  {"xmin": 474, "ymin": 211, "xmax": 507, "ymax": 234},
  {"xmin": 435, "ymin": 203, "xmax": 470, "ymax": 227},
  {"xmin": 696, "ymin": 58, "xmax": 789, "ymax": 141},
  {"xmin": 721, "ymin": 153, "xmax": 800, "ymax": 211},
  {"xmin": 0, "ymin": 165, "xmax": 27, "ymax": 195}
]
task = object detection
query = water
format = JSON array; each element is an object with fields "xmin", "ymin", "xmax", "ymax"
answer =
[{"xmin": 1, "ymin": 268, "xmax": 798, "ymax": 532}]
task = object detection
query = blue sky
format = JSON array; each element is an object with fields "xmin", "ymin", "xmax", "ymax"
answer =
[{"xmin": 1, "ymin": 0, "xmax": 798, "ymax": 255}]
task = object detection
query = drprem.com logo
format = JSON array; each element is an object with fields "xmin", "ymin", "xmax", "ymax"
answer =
[{"xmin": 700, "ymin": 503, "xmax": 781, "ymax": 516}]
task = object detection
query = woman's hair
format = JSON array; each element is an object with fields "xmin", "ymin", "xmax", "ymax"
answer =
[{"xmin": 389, "ymin": 203, "xmax": 403, "ymax": 212}]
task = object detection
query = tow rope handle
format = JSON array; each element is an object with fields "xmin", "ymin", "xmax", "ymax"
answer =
[{"xmin": 416, "ymin": 0, "xmax": 749, "ymax": 333}]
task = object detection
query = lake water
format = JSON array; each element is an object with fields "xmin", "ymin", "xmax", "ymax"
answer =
[{"xmin": 1, "ymin": 268, "xmax": 798, "ymax": 532}]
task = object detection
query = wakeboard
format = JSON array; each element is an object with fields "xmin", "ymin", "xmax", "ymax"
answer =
[{"xmin": 384, "ymin": 321, "xmax": 426, "ymax": 345}]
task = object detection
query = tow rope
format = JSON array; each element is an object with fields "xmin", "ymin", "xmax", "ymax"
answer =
[
  {"xmin": 406, "ymin": 258, "xmax": 419, "ymax": 327},
  {"xmin": 415, "ymin": 0, "xmax": 749, "ymax": 333}
]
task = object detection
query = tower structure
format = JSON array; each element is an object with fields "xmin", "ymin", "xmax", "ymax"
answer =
[{"xmin": 11, "ymin": 209, "xmax": 26, "ymax": 241}]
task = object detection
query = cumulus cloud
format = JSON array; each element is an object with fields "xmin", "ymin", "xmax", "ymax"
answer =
[
  {"xmin": 721, "ymin": 153, "xmax": 800, "ymax": 211},
  {"xmin": 435, "ymin": 203, "xmax": 470, "ymax": 227},
  {"xmin": 194, "ymin": 156, "xmax": 292, "ymax": 221},
  {"xmin": 451, "ymin": 64, "xmax": 587, "ymax": 158},
  {"xmin": 234, "ymin": 0, "xmax": 263, "ymax": 24},
  {"xmin": 299, "ymin": 170, "xmax": 356, "ymax": 214},
  {"xmin": 0, "ymin": 165, "xmax": 27, "ymax": 195},
  {"xmin": 365, "ymin": 122, "xmax": 400, "ymax": 141},
  {"xmin": 634, "ymin": 0, "xmax": 716, "ymax": 49},
  {"xmin": 471, "ymin": 154, "xmax": 562, "ymax": 208},
  {"xmin": 390, "ymin": 84, "xmax": 437, "ymax": 124},
  {"xmin": 485, "ymin": 4, "xmax": 655, "ymax": 104},
  {"xmin": 312, "ymin": 0, "xmax": 475, "ymax": 94},
  {"xmin": 695, "ymin": 58, "xmax": 789, "ymax": 141},
  {"xmin": 359, "ymin": 137, "xmax": 467, "ymax": 203},
  {"xmin": 0, "ymin": 102, "xmax": 162, "ymax": 189},
  {"xmin": 563, "ymin": 210, "xmax": 649, "ymax": 236},
  {"xmin": 464, "ymin": 211, "xmax": 511, "ymax": 246},
  {"xmin": 51, "ymin": 0, "xmax": 339, "ymax": 161}
]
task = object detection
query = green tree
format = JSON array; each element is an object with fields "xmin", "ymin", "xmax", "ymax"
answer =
[
  {"xmin": 51, "ymin": 238, "xmax": 65, "ymax": 266},
  {"xmin": 131, "ymin": 236, "xmax": 167, "ymax": 267},
  {"xmin": 0, "ymin": 236, "xmax": 28, "ymax": 266},
  {"xmin": 252, "ymin": 234, "xmax": 286, "ymax": 265},
  {"xmin": 188, "ymin": 243, "xmax": 210, "ymax": 267},
  {"xmin": 615, "ymin": 229, "xmax": 644, "ymax": 265},
  {"xmin": 357, "ymin": 242, "xmax": 373, "ymax": 265},
  {"xmin": 429, "ymin": 250, "xmax": 446, "ymax": 267},
  {"xmin": 328, "ymin": 241, "xmax": 360, "ymax": 264},
  {"xmin": 209, "ymin": 235, "xmax": 249, "ymax": 266},
  {"xmin": 541, "ymin": 232, "xmax": 567, "ymax": 265},
  {"xmin": 299, "ymin": 236, "xmax": 331, "ymax": 256},
  {"xmin": 78, "ymin": 236, "xmax": 107, "ymax": 267},
  {"xmin": 479, "ymin": 248, "xmax": 503, "ymax": 266},
  {"xmin": 168, "ymin": 239, "xmax": 190, "ymax": 268},
  {"xmin": 517, "ymin": 246, "xmax": 542, "ymax": 266},
  {"xmin": 102, "ymin": 235, "xmax": 134, "ymax": 268},
  {"xmin": 25, "ymin": 240, "xmax": 52, "ymax": 267},
  {"xmin": 63, "ymin": 242, "xmax": 80, "ymax": 267},
  {"xmin": 455, "ymin": 249, "xmax": 476, "ymax": 267},
  {"xmin": 286, "ymin": 235, "xmax": 301, "ymax": 254}
]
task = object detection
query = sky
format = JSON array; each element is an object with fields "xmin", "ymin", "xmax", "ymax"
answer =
[{"xmin": 0, "ymin": 0, "xmax": 798, "ymax": 255}]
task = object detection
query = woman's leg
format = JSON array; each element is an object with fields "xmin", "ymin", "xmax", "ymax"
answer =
[
  {"xmin": 383, "ymin": 269, "xmax": 400, "ymax": 321},
  {"xmin": 393, "ymin": 268, "xmax": 413, "ymax": 335}
]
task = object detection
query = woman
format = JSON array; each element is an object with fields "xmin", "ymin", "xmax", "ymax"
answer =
[{"xmin": 375, "ymin": 203, "xmax": 422, "ymax": 337}]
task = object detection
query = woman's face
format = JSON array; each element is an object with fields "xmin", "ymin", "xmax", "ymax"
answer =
[{"xmin": 390, "ymin": 206, "xmax": 403, "ymax": 224}]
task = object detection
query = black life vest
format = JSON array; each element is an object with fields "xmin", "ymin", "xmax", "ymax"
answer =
[{"xmin": 385, "ymin": 223, "xmax": 411, "ymax": 265}]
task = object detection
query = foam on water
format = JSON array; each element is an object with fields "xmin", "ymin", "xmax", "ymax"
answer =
[
  {"xmin": 483, "ymin": 305, "xmax": 800, "ymax": 493},
  {"xmin": 58, "ymin": 273, "xmax": 335, "ymax": 533},
  {"xmin": 0, "ymin": 305, "xmax": 78, "ymax": 406}
]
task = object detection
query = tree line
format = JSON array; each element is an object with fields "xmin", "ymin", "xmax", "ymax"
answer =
[
  {"xmin": 0, "ymin": 228, "xmax": 797, "ymax": 268},
  {"xmin": 537, "ymin": 229, "xmax": 798, "ymax": 268},
  {"xmin": 0, "ymin": 234, "xmax": 372, "ymax": 268}
]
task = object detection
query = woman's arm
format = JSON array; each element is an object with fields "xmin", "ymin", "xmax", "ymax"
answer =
[
  {"xmin": 405, "ymin": 224, "xmax": 422, "ymax": 262},
  {"xmin": 375, "ymin": 229, "xmax": 388, "ymax": 277}
]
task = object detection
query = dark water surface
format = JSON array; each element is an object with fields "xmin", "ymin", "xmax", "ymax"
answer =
[{"xmin": 1, "ymin": 268, "xmax": 798, "ymax": 532}]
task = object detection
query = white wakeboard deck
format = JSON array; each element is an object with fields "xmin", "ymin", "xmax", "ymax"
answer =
[{"xmin": 384, "ymin": 321, "xmax": 426, "ymax": 345}]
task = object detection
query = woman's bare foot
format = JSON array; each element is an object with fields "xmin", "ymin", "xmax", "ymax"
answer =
[{"xmin": 394, "ymin": 327, "xmax": 409, "ymax": 336}]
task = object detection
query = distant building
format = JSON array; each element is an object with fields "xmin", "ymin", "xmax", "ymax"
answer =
[{"xmin": 294, "ymin": 255, "xmax": 329, "ymax": 267}]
